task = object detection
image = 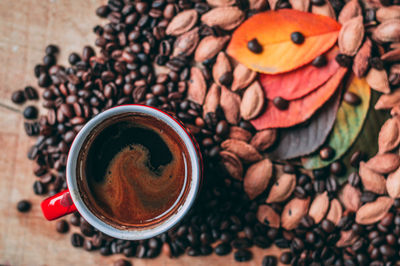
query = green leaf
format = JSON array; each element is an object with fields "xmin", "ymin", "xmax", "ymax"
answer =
[{"xmin": 301, "ymin": 76, "xmax": 371, "ymax": 169}]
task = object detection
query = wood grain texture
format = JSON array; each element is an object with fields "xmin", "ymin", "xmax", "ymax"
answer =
[{"xmin": 0, "ymin": 1, "xmax": 283, "ymax": 265}]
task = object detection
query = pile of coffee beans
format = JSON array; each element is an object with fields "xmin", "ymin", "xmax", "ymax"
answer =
[{"xmin": 12, "ymin": 0, "xmax": 400, "ymax": 265}]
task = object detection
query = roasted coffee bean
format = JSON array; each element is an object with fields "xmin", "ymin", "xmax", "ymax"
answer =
[
  {"xmin": 234, "ymin": 249, "xmax": 252, "ymax": 262},
  {"xmin": 70, "ymin": 213, "xmax": 81, "ymax": 226},
  {"xmin": 275, "ymin": 238, "xmax": 290, "ymax": 248},
  {"xmin": 23, "ymin": 106, "xmax": 38, "ymax": 120},
  {"xmin": 262, "ymin": 255, "xmax": 278, "ymax": 266},
  {"xmin": 311, "ymin": 0, "xmax": 325, "ymax": 5},
  {"xmin": 350, "ymin": 151, "xmax": 364, "ymax": 167},
  {"xmin": 24, "ymin": 86, "xmax": 38, "ymax": 100},
  {"xmin": 71, "ymin": 233, "xmax": 84, "ymax": 247},
  {"xmin": 319, "ymin": 147, "xmax": 334, "ymax": 160},
  {"xmin": 38, "ymin": 72, "xmax": 51, "ymax": 87},
  {"xmin": 216, "ymin": 120, "xmax": 229, "ymax": 137},
  {"xmin": 232, "ymin": 238, "xmax": 252, "ymax": 249},
  {"xmin": 56, "ymin": 220, "xmax": 69, "ymax": 233},
  {"xmin": 291, "ymin": 32, "xmax": 304, "ymax": 44},
  {"xmin": 80, "ymin": 220, "xmax": 95, "ymax": 236},
  {"xmin": 330, "ymin": 161, "xmax": 345, "ymax": 176},
  {"xmin": 43, "ymin": 55, "xmax": 56, "ymax": 66},
  {"xmin": 214, "ymin": 243, "xmax": 231, "ymax": 256},
  {"xmin": 17, "ymin": 200, "xmax": 31, "ymax": 212},
  {"xmin": 45, "ymin": 44, "xmax": 59, "ymax": 55},
  {"xmin": 113, "ymin": 259, "xmax": 131, "ymax": 266},
  {"xmin": 247, "ymin": 38, "xmax": 263, "ymax": 54},
  {"xmin": 344, "ymin": 92, "xmax": 361, "ymax": 105},
  {"xmin": 280, "ymin": 252, "xmax": 293, "ymax": 264},
  {"xmin": 335, "ymin": 54, "xmax": 353, "ymax": 67},
  {"xmin": 33, "ymin": 181, "xmax": 45, "ymax": 195},
  {"xmin": 100, "ymin": 246, "xmax": 111, "ymax": 256},
  {"xmin": 361, "ymin": 191, "xmax": 376, "ymax": 203},
  {"xmin": 365, "ymin": 8, "xmax": 376, "ymax": 23},
  {"xmin": 11, "ymin": 90, "xmax": 26, "ymax": 104},
  {"xmin": 321, "ymin": 219, "xmax": 335, "ymax": 233},
  {"xmin": 370, "ymin": 57, "xmax": 384, "ymax": 70},
  {"xmin": 219, "ymin": 72, "xmax": 233, "ymax": 87},
  {"xmin": 348, "ymin": 172, "xmax": 361, "ymax": 187},
  {"xmin": 273, "ymin": 97, "xmax": 289, "ymax": 110},
  {"xmin": 312, "ymin": 55, "xmax": 327, "ymax": 67}
]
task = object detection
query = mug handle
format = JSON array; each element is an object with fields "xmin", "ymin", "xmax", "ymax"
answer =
[{"xmin": 41, "ymin": 189, "xmax": 77, "ymax": 220}]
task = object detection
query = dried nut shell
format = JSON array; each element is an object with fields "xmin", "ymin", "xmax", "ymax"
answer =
[
  {"xmin": 365, "ymin": 153, "xmax": 400, "ymax": 174},
  {"xmin": 249, "ymin": 0, "xmax": 268, "ymax": 10},
  {"xmin": 166, "ymin": 9, "xmax": 198, "ymax": 36},
  {"xmin": 339, "ymin": 184, "xmax": 361, "ymax": 212},
  {"xmin": 311, "ymin": 2, "xmax": 336, "ymax": 19},
  {"xmin": 187, "ymin": 67, "xmax": 207, "ymax": 105},
  {"xmin": 289, "ymin": 0, "xmax": 310, "ymax": 12},
  {"xmin": 373, "ymin": 19, "xmax": 400, "ymax": 43},
  {"xmin": 355, "ymin": 197, "xmax": 394, "ymax": 225},
  {"xmin": 366, "ymin": 68, "xmax": 391, "ymax": 94},
  {"xmin": 308, "ymin": 192, "xmax": 330, "ymax": 224},
  {"xmin": 221, "ymin": 139, "xmax": 262, "ymax": 163},
  {"xmin": 195, "ymin": 35, "xmax": 230, "ymax": 63},
  {"xmin": 203, "ymin": 83, "xmax": 221, "ymax": 117},
  {"xmin": 173, "ymin": 27, "xmax": 200, "ymax": 56},
  {"xmin": 232, "ymin": 64, "xmax": 257, "ymax": 92},
  {"xmin": 338, "ymin": 16, "xmax": 364, "ymax": 56},
  {"xmin": 281, "ymin": 197, "xmax": 310, "ymax": 230},
  {"xmin": 219, "ymin": 151, "xmax": 243, "ymax": 180},
  {"xmin": 326, "ymin": 199, "xmax": 343, "ymax": 226},
  {"xmin": 206, "ymin": 0, "xmax": 236, "ymax": 6},
  {"xmin": 240, "ymin": 81, "xmax": 265, "ymax": 120},
  {"xmin": 387, "ymin": 167, "xmax": 400, "ymax": 198},
  {"xmin": 250, "ymin": 129, "xmax": 277, "ymax": 152},
  {"xmin": 201, "ymin": 7, "xmax": 245, "ymax": 31},
  {"xmin": 256, "ymin": 205, "xmax": 280, "ymax": 228},
  {"xmin": 336, "ymin": 230, "xmax": 359, "ymax": 248},
  {"xmin": 375, "ymin": 88, "xmax": 400, "ymax": 109},
  {"xmin": 359, "ymin": 162, "xmax": 387, "ymax": 194},
  {"xmin": 378, "ymin": 117, "xmax": 400, "ymax": 154},
  {"xmin": 266, "ymin": 173, "xmax": 296, "ymax": 203},
  {"xmin": 338, "ymin": 0, "xmax": 362, "ymax": 24},
  {"xmin": 353, "ymin": 38, "xmax": 372, "ymax": 78},
  {"xmin": 376, "ymin": 6, "xmax": 400, "ymax": 23},
  {"xmin": 244, "ymin": 158, "xmax": 273, "ymax": 200},
  {"xmin": 213, "ymin": 52, "xmax": 232, "ymax": 86},
  {"xmin": 229, "ymin": 126, "xmax": 253, "ymax": 142},
  {"xmin": 220, "ymin": 86, "xmax": 241, "ymax": 125}
]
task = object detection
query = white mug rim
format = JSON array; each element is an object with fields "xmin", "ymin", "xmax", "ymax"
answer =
[{"xmin": 66, "ymin": 105, "xmax": 201, "ymax": 240}]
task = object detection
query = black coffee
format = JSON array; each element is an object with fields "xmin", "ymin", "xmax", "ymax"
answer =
[{"xmin": 78, "ymin": 113, "xmax": 191, "ymax": 227}]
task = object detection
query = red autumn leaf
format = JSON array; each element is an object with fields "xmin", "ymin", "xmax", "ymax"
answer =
[
  {"xmin": 251, "ymin": 67, "xmax": 348, "ymax": 129},
  {"xmin": 260, "ymin": 47, "xmax": 340, "ymax": 100},
  {"xmin": 227, "ymin": 9, "xmax": 341, "ymax": 74}
]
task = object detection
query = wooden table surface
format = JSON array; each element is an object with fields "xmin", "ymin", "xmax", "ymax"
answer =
[{"xmin": 0, "ymin": 1, "xmax": 283, "ymax": 265}]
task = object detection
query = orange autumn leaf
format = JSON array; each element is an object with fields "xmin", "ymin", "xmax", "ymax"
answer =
[
  {"xmin": 227, "ymin": 9, "xmax": 341, "ymax": 74},
  {"xmin": 251, "ymin": 67, "xmax": 347, "ymax": 129},
  {"xmin": 260, "ymin": 47, "xmax": 340, "ymax": 100}
]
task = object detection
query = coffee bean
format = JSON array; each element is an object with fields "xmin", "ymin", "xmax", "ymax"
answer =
[
  {"xmin": 247, "ymin": 38, "xmax": 263, "ymax": 54},
  {"xmin": 70, "ymin": 213, "xmax": 81, "ymax": 226},
  {"xmin": 319, "ymin": 147, "xmax": 335, "ymax": 160},
  {"xmin": 100, "ymin": 246, "xmax": 111, "ymax": 256},
  {"xmin": 43, "ymin": 55, "xmax": 56, "ymax": 66},
  {"xmin": 216, "ymin": 120, "xmax": 229, "ymax": 137},
  {"xmin": 312, "ymin": 55, "xmax": 327, "ymax": 67},
  {"xmin": 290, "ymin": 32, "xmax": 304, "ymax": 44},
  {"xmin": 370, "ymin": 57, "xmax": 384, "ymax": 70},
  {"xmin": 45, "ymin": 44, "xmax": 59, "ymax": 55},
  {"xmin": 82, "ymin": 46, "xmax": 95, "ymax": 62},
  {"xmin": 219, "ymin": 72, "xmax": 233, "ymax": 87},
  {"xmin": 365, "ymin": 8, "xmax": 376, "ymax": 23},
  {"xmin": 361, "ymin": 191, "xmax": 376, "ymax": 203},
  {"xmin": 330, "ymin": 161, "xmax": 345, "ymax": 176},
  {"xmin": 335, "ymin": 54, "xmax": 353, "ymax": 67},
  {"xmin": 38, "ymin": 73, "xmax": 51, "ymax": 87},
  {"xmin": 56, "ymin": 220, "xmax": 69, "ymax": 233},
  {"xmin": 380, "ymin": 244, "xmax": 395, "ymax": 257},
  {"xmin": 33, "ymin": 181, "xmax": 45, "ymax": 195},
  {"xmin": 214, "ymin": 243, "xmax": 231, "ymax": 256},
  {"xmin": 71, "ymin": 233, "xmax": 84, "ymax": 247},
  {"xmin": 321, "ymin": 219, "xmax": 335, "ymax": 233},
  {"xmin": 262, "ymin": 255, "xmax": 278, "ymax": 266},
  {"xmin": 234, "ymin": 249, "xmax": 252, "ymax": 262},
  {"xmin": 311, "ymin": 0, "xmax": 326, "ymax": 5},
  {"xmin": 350, "ymin": 151, "xmax": 364, "ymax": 167},
  {"xmin": 23, "ymin": 106, "xmax": 38, "ymax": 120},
  {"xmin": 273, "ymin": 97, "xmax": 289, "ymax": 110},
  {"xmin": 96, "ymin": 5, "xmax": 110, "ymax": 17},
  {"xmin": 24, "ymin": 86, "xmax": 38, "ymax": 100},
  {"xmin": 80, "ymin": 220, "xmax": 95, "ymax": 236},
  {"xmin": 344, "ymin": 92, "xmax": 361, "ymax": 105},
  {"xmin": 114, "ymin": 259, "xmax": 131, "ymax": 266},
  {"xmin": 11, "ymin": 90, "xmax": 26, "ymax": 104},
  {"xmin": 280, "ymin": 252, "xmax": 293, "ymax": 264},
  {"xmin": 17, "ymin": 200, "xmax": 31, "ymax": 212}
]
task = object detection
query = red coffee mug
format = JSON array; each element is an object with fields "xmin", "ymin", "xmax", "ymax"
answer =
[{"xmin": 41, "ymin": 105, "xmax": 202, "ymax": 240}]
